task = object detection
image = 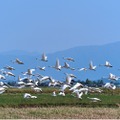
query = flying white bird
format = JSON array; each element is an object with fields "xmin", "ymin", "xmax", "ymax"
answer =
[
  {"xmin": 62, "ymin": 62, "xmax": 70, "ymax": 69},
  {"xmin": 88, "ymin": 87, "xmax": 103, "ymax": 93},
  {"xmin": 73, "ymin": 91, "xmax": 84, "ymax": 99},
  {"xmin": 0, "ymin": 82, "xmax": 9, "ymax": 89},
  {"xmin": 65, "ymin": 73, "xmax": 76, "ymax": 78},
  {"xmin": 0, "ymin": 74, "xmax": 6, "ymax": 80},
  {"xmin": 87, "ymin": 97, "xmax": 101, "ymax": 102},
  {"xmin": 99, "ymin": 61, "xmax": 112, "ymax": 68},
  {"xmin": 31, "ymin": 96, "xmax": 37, "ymax": 98},
  {"xmin": 62, "ymin": 62, "xmax": 75, "ymax": 70},
  {"xmin": 37, "ymin": 66, "xmax": 46, "ymax": 71},
  {"xmin": 0, "ymin": 87, "xmax": 6, "ymax": 94},
  {"xmin": 109, "ymin": 73, "xmax": 120, "ymax": 81},
  {"xmin": 37, "ymin": 75, "xmax": 50, "ymax": 83},
  {"xmin": 31, "ymin": 86, "xmax": 42, "ymax": 92},
  {"xmin": 4, "ymin": 65, "xmax": 15, "ymax": 71},
  {"xmin": 24, "ymin": 93, "xmax": 37, "ymax": 98},
  {"xmin": 65, "ymin": 73, "xmax": 76, "ymax": 85},
  {"xmin": 22, "ymin": 69, "xmax": 35, "ymax": 78},
  {"xmin": 27, "ymin": 69, "xmax": 35, "ymax": 75},
  {"xmin": 63, "ymin": 57, "xmax": 75, "ymax": 62},
  {"xmin": 48, "ymin": 81, "xmax": 59, "ymax": 87},
  {"xmin": 104, "ymin": 61, "xmax": 112, "ymax": 67},
  {"xmin": 41, "ymin": 53, "xmax": 48, "ymax": 62},
  {"xmin": 25, "ymin": 82, "xmax": 35, "ymax": 87},
  {"xmin": 78, "ymin": 67, "xmax": 87, "ymax": 71},
  {"xmin": 104, "ymin": 82, "xmax": 116, "ymax": 90},
  {"xmin": 52, "ymin": 91, "xmax": 57, "ymax": 96},
  {"xmin": 89, "ymin": 61, "xmax": 97, "ymax": 71},
  {"xmin": 0, "ymin": 82, "xmax": 4, "ymax": 86},
  {"xmin": 48, "ymin": 77, "xmax": 62, "ymax": 87},
  {"xmin": 69, "ymin": 82, "xmax": 83, "ymax": 91},
  {"xmin": 4, "ymin": 71, "xmax": 15, "ymax": 77},
  {"xmin": 72, "ymin": 88, "xmax": 89, "ymax": 95},
  {"xmin": 12, "ymin": 58, "xmax": 24, "ymax": 64},
  {"xmin": 49, "ymin": 59, "xmax": 62, "ymax": 71},
  {"xmin": 17, "ymin": 76, "xmax": 26, "ymax": 86},
  {"xmin": 24, "ymin": 93, "xmax": 32, "ymax": 98},
  {"xmin": 77, "ymin": 92, "xmax": 83, "ymax": 99},
  {"xmin": 58, "ymin": 91, "xmax": 65, "ymax": 96},
  {"xmin": 36, "ymin": 52, "xmax": 48, "ymax": 62},
  {"xmin": 59, "ymin": 84, "xmax": 71, "ymax": 92}
]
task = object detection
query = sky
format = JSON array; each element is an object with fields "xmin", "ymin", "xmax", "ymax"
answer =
[{"xmin": 0, "ymin": 0, "xmax": 120, "ymax": 53}]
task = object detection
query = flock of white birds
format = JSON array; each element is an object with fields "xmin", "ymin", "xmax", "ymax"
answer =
[{"xmin": 0, "ymin": 52, "xmax": 119, "ymax": 102}]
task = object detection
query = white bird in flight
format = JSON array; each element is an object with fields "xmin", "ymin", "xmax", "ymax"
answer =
[
  {"xmin": 37, "ymin": 74, "xmax": 50, "ymax": 83},
  {"xmin": 12, "ymin": 58, "xmax": 24, "ymax": 64},
  {"xmin": 99, "ymin": 61, "xmax": 112, "ymax": 68},
  {"xmin": 62, "ymin": 62, "xmax": 75, "ymax": 70},
  {"xmin": 69, "ymin": 82, "xmax": 83, "ymax": 91},
  {"xmin": 73, "ymin": 88, "xmax": 89, "ymax": 95},
  {"xmin": 52, "ymin": 91, "xmax": 57, "ymax": 96},
  {"xmin": 87, "ymin": 97, "xmax": 101, "ymax": 102},
  {"xmin": 0, "ymin": 74, "xmax": 6, "ymax": 80},
  {"xmin": 103, "ymin": 82, "xmax": 116, "ymax": 90},
  {"xmin": 72, "ymin": 91, "xmax": 83, "ymax": 99},
  {"xmin": 31, "ymin": 86, "xmax": 42, "ymax": 92},
  {"xmin": 22, "ymin": 69, "xmax": 35, "ymax": 78},
  {"xmin": 48, "ymin": 77, "xmax": 62, "ymax": 87},
  {"xmin": 76, "ymin": 91, "xmax": 83, "ymax": 99},
  {"xmin": 41, "ymin": 52, "xmax": 48, "ymax": 62},
  {"xmin": 49, "ymin": 59, "xmax": 62, "ymax": 71},
  {"xmin": 24, "ymin": 93, "xmax": 37, "ymax": 98},
  {"xmin": 63, "ymin": 57, "xmax": 75, "ymax": 62},
  {"xmin": 109, "ymin": 73, "xmax": 120, "ymax": 81},
  {"xmin": 104, "ymin": 61, "xmax": 112, "ymax": 67},
  {"xmin": 59, "ymin": 84, "xmax": 71, "ymax": 92},
  {"xmin": 37, "ymin": 66, "xmax": 46, "ymax": 71},
  {"xmin": 4, "ymin": 71, "xmax": 15, "ymax": 77},
  {"xmin": 78, "ymin": 67, "xmax": 87, "ymax": 71},
  {"xmin": 4, "ymin": 65, "xmax": 15, "ymax": 71},
  {"xmin": 24, "ymin": 93, "xmax": 32, "ymax": 98},
  {"xmin": 0, "ymin": 87, "xmax": 6, "ymax": 94},
  {"xmin": 58, "ymin": 91, "xmax": 65, "ymax": 96},
  {"xmin": 89, "ymin": 61, "xmax": 97, "ymax": 71},
  {"xmin": 17, "ymin": 76, "xmax": 26, "ymax": 86}
]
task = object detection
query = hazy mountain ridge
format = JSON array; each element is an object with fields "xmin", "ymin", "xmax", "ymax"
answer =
[{"xmin": 0, "ymin": 41, "xmax": 120, "ymax": 83}]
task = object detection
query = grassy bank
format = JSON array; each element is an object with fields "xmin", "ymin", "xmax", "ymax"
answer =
[{"xmin": 0, "ymin": 92, "xmax": 119, "ymax": 108}]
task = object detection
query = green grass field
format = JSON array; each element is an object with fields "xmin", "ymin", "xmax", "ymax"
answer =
[
  {"xmin": 0, "ymin": 87, "xmax": 119, "ymax": 108},
  {"xmin": 0, "ymin": 88, "xmax": 119, "ymax": 119}
]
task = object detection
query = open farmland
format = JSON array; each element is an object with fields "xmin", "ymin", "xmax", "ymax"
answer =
[
  {"xmin": 0, "ymin": 87, "xmax": 119, "ymax": 119},
  {"xmin": 0, "ymin": 107, "xmax": 119, "ymax": 119},
  {"xmin": 0, "ymin": 87, "xmax": 119, "ymax": 108}
]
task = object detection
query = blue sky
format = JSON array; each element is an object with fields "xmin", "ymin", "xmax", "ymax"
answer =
[{"xmin": 0, "ymin": 0, "xmax": 120, "ymax": 53}]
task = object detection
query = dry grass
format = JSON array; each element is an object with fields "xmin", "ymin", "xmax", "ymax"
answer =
[{"xmin": 0, "ymin": 107, "xmax": 119, "ymax": 119}]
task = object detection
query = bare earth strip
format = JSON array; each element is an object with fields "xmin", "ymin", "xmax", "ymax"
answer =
[{"xmin": 0, "ymin": 107, "xmax": 120, "ymax": 119}]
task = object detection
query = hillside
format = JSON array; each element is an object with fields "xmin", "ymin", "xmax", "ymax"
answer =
[{"xmin": 0, "ymin": 42, "xmax": 120, "ymax": 83}]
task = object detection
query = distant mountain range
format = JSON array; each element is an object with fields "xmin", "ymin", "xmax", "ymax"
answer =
[{"xmin": 0, "ymin": 41, "xmax": 120, "ymax": 84}]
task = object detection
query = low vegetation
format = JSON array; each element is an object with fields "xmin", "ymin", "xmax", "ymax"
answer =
[
  {"xmin": 0, "ymin": 88, "xmax": 119, "ymax": 119},
  {"xmin": 0, "ymin": 88, "xmax": 119, "ymax": 108},
  {"xmin": 0, "ymin": 107, "xmax": 119, "ymax": 119}
]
